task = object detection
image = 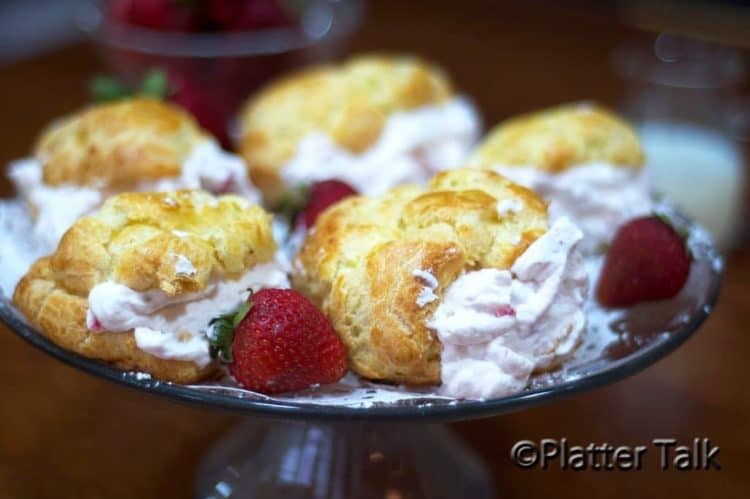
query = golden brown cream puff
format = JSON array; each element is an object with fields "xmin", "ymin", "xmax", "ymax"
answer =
[
  {"xmin": 8, "ymin": 98, "xmax": 260, "ymax": 251},
  {"xmin": 293, "ymin": 168, "xmax": 589, "ymax": 398},
  {"xmin": 13, "ymin": 190, "xmax": 287, "ymax": 383},
  {"xmin": 469, "ymin": 103, "xmax": 651, "ymax": 253},
  {"xmin": 238, "ymin": 54, "xmax": 481, "ymax": 204}
]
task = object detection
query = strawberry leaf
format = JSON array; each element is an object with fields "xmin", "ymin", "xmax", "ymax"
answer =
[
  {"xmin": 90, "ymin": 68, "xmax": 170, "ymax": 104},
  {"xmin": 275, "ymin": 184, "xmax": 311, "ymax": 225},
  {"xmin": 208, "ymin": 296, "xmax": 254, "ymax": 363},
  {"xmin": 232, "ymin": 301, "xmax": 252, "ymax": 327},
  {"xmin": 91, "ymin": 75, "xmax": 132, "ymax": 103},
  {"xmin": 207, "ymin": 313, "xmax": 235, "ymax": 363},
  {"xmin": 140, "ymin": 69, "xmax": 170, "ymax": 99}
]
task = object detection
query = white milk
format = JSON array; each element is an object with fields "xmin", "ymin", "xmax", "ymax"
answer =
[{"xmin": 640, "ymin": 121, "xmax": 745, "ymax": 250}]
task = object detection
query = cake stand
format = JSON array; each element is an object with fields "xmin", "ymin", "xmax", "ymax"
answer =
[{"xmin": 0, "ymin": 218, "xmax": 722, "ymax": 498}]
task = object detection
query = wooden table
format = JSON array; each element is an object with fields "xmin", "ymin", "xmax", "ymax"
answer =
[{"xmin": 1, "ymin": 2, "xmax": 748, "ymax": 497}]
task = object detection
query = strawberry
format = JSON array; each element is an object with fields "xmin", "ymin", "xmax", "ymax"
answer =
[
  {"xmin": 208, "ymin": 289, "xmax": 348, "ymax": 394},
  {"xmin": 596, "ymin": 216, "xmax": 692, "ymax": 307},
  {"xmin": 296, "ymin": 180, "xmax": 358, "ymax": 229},
  {"xmin": 207, "ymin": 0, "xmax": 294, "ymax": 31},
  {"xmin": 111, "ymin": 0, "xmax": 199, "ymax": 32},
  {"xmin": 170, "ymin": 79, "xmax": 233, "ymax": 147}
]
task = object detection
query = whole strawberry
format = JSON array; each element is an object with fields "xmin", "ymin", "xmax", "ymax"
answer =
[
  {"xmin": 596, "ymin": 216, "xmax": 692, "ymax": 307},
  {"xmin": 297, "ymin": 180, "xmax": 358, "ymax": 229},
  {"xmin": 209, "ymin": 289, "xmax": 348, "ymax": 394}
]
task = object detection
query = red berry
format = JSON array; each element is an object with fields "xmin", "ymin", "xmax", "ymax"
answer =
[
  {"xmin": 170, "ymin": 80, "xmax": 232, "ymax": 147},
  {"xmin": 205, "ymin": 0, "xmax": 243, "ymax": 27},
  {"xmin": 207, "ymin": 0, "xmax": 294, "ymax": 31},
  {"xmin": 111, "ymin": 0, "xmax": 198, "ymax": 32},
  {"xmin": 110, "ymin": 0, "xmax": 133, "ymax": 24},
  {"xmin": 229, "ymin": 289, "xmax": 348, "ymax": 394},
  {"xmin": 298, "ymin": 180, "xmax": 358, "ymax": 229},
  {"xmin": 596, "ymin": 216, "xmax": 692, "ymax": 307}
]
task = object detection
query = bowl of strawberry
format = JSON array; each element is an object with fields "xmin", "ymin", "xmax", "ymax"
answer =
[{"xmin": 77, "ymin": 0, "xmax": 364, "ymax": 145}]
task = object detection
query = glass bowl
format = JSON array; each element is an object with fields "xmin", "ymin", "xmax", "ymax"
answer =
[{"xmin": 76, "ymin": 0, "xmax": 365, "ymax": 144}]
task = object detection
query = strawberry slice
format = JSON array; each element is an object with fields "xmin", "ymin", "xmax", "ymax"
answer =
[
  {"xmin": 208, "ymin": 289, "xmax": 348, "ymax": 394},
  {"xmin": 596, "ymin": 216, "xmax": 692, "ymax": 307}
]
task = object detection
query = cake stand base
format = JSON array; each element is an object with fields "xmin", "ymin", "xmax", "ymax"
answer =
[{"xmin": 195, "ymin": 419, "xmax": 495, "ymax": 498}]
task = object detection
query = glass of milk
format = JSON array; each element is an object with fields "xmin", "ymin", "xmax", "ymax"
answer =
[{"xmin": 613, "ymin": 33, "xmax": 747, "ymax": 251}]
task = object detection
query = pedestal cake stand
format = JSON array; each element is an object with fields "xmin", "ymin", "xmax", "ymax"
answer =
[{"xmin": 0, "ymin": 217, "xmax": 722, "ymax": 498}]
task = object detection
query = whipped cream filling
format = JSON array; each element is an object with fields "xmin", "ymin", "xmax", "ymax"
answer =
[
  {"xmin": 174, "ymin": 254, "xmax": 197, "ymax": 277},
  {"xmin": 85, "ymin": 258, "xmax": 290, "ymax": 367},
  {"xmin": 7, "ymin": 140, "xmax": 260, "ymax": 254},
  {"xmin": 281, "ymin": 97, "xmax": 481, "ymax": 195},
  {"xmin": 147, "ymin": 140, "xmax": 260, "ymax": 201},
  {"xmin": 494, "ymin": 162, "xmax": 652, "ymax": 253},
  {"xmin": 8, "ymin": 158, "xmax": 102, "ymax": 252},
  {"xmin": 428, "ymin": 217, "xmax": 588, "ymax": 399}
]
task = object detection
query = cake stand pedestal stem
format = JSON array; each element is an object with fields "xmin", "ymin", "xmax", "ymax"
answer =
[{"xmin": 195, "ymin": 419, "xmax": 495, "ymax": 498}]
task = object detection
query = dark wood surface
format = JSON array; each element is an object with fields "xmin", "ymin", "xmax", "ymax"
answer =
[{"xmin": 1, "ymin": 2, "xmax": 748, "ymax": 497}]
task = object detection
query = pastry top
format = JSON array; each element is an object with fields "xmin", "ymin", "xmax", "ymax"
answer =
[
  {"xmin": 35, "ymin": 98, "xmax": 209, "ymax": 188},
  {"xmin": 40, "ymin": 189, "xmax": 276, "ymax": 298},
  {"xmin": 12, "ymin": 190, "xmax": 276, "ymax": 383},
  {"xmin": 237, "ymin": 53, "xmax": 456, "ymax": 201},
  {"xmin": 470, "ymin": 102, "xmax": 644, "ymax": 173},
  {"xmin": 293, "ymin": 168, "xmax": 548, "ymax": 384}
]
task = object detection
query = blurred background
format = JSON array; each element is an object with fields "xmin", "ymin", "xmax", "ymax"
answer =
[{"xmin": 0, "ymin": 1, "xmax": 749, "ymax": 497}]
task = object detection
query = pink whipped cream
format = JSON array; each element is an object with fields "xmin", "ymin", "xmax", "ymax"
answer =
[
  {"xmin": 493, "ymin": 163, "xmax": 652, "ymax": 253},
  {"xmin": 280, "ymin": 97, "xmax": 481, "ymax": 195},
  {"xmin": 7, "ymin": 140, "xmax": 260, "ymax": 252},
  {"xmin": 427, "ymin": 217, "xmax": 588, "ymax": 399},
  {"xmin": 85, "ymin": 257, "xmax": 290, "ymax": 367}
]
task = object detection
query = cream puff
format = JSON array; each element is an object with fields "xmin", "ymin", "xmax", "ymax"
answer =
[
  {"xmin": 469, "ymin": 102, "xmax": 652, "ymax": 253},
  {"xmin": 8, "ymin": 98, "xmax": 260, "ymax": 251},
  {"xmin": 13, "ymin": 190, "xmax": 288, "ymax": 383},
  {"xmin": 237, "ymin": 54, "xmax": 481, "ymax": 204},
  {"xmin": 293, "ymin": 168, "xmax": 588, "ymax": 399}
]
